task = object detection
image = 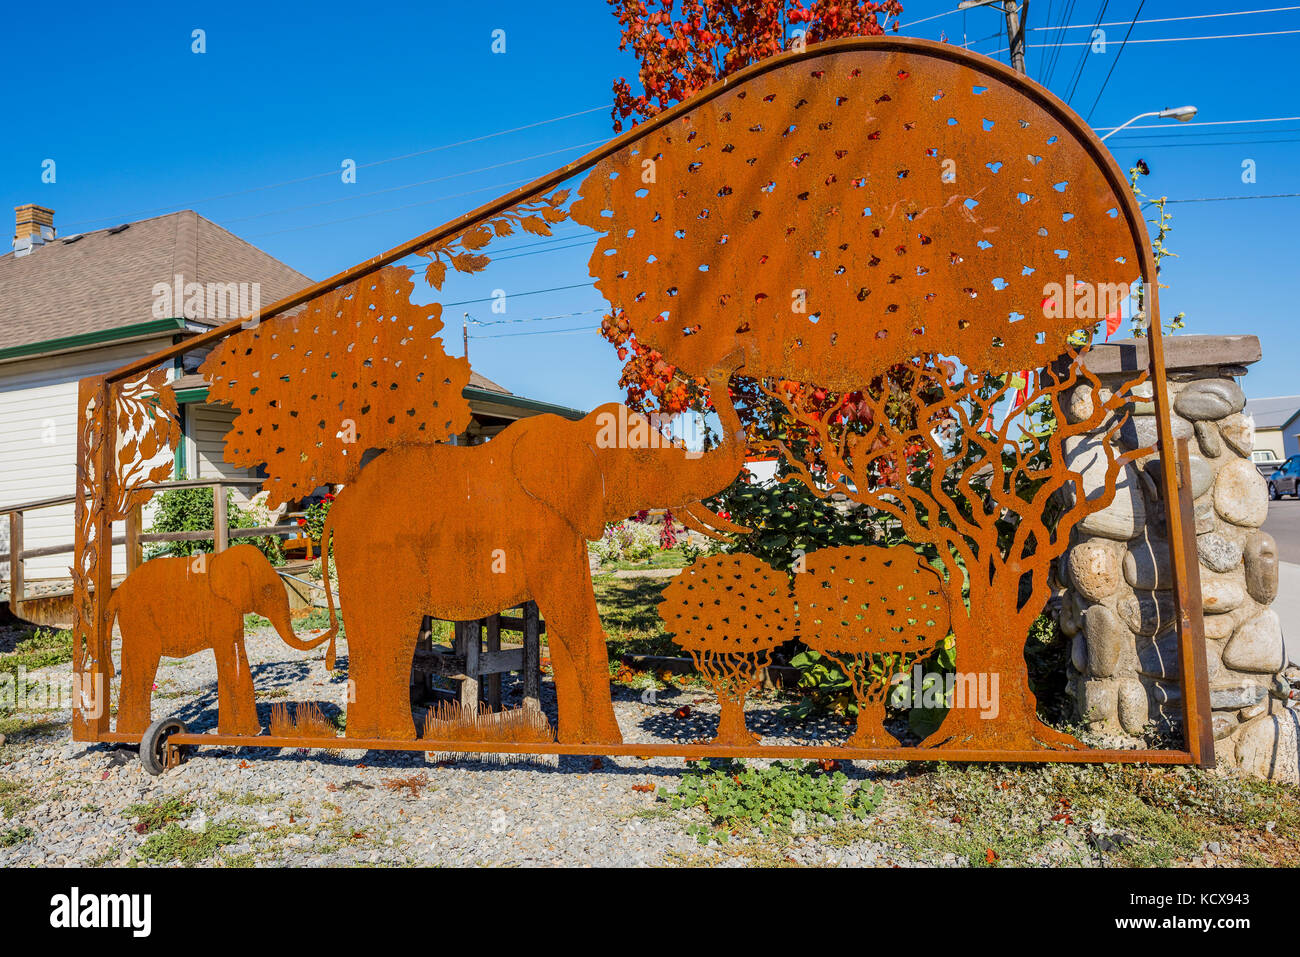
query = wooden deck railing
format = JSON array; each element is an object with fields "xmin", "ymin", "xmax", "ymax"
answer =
[{"xmin": 1, "ymin": 478, "xmax": 303, "ymax": 613}]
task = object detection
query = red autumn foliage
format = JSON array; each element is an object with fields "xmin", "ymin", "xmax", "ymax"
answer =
[{"xmin": 601, "ymin": 0, "xmax": 905, "ymax": 423}]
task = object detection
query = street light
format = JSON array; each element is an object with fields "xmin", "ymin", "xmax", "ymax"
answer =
[{"xmin": 1099, "ymin": 106, "xmax": 1198, "ymax": 142}]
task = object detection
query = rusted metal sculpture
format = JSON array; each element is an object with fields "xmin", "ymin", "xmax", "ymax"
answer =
[
  {"xmin": 69, "ymin": 37, "xmax": 1211, "ymax": 770},
  {"xmin": 109, "ymin": 544, "xmax": 333, "ymax": 735},
  {"xmin": 660, "ymin": 553, "xmax": 796, "ymax": 744},
  {"xmin": 201, "ymin": 265, "xmax": 472, "ymax": 507},
  {"xmin": 795, "ymin": 548, "xmax": 951, "ymax": 748}
]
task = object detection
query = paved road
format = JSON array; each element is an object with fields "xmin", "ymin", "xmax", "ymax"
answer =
[
  {"xmin": 1264, "ymin": 499, "xmax": 1300, "ymax": 563},
  {"xmin": 1262, "ymin": 499, "xmax": 1300, "ymax": 666}
]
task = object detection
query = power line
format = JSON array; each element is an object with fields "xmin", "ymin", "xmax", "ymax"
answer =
[
  {"xmin": 470, "ymin": 306, "xmax": 607, "ymax": 326},
  {"xmin": 998, "ymin": 27, "xmax": 1300, "ymax": 50},
  {"xmin": 470, "ymin": 325, "xmax": 600, "ymax": 339},
  {"xmin": 245, "ymin": 177, "xmax": 537, "ymax": 238},
  {"xmin": 1030, "ymin": 4, "xmax": 1300, "ymax": 29},
  {"xmin": 491, "ymin": 238, "xmax": 599, "ymax": 262},
  {"xmin": 1084, "ymin": 0, "xmax": 1147, "ymax": 121},
  {"xmin": 1108, "ymin": 126, "xmax": 1300, "ymax": 140},
  {"xmin": 1063, "ymin": 0, "xmax": 1114, "ymax": 105},
  {"xmin": 221, "ymin": 139, "xmax": 605, "ymax": 226},
  {"xmin": 1043, "ymin": 0, "xmax": 1082, "ymax": 86},
  {"xmin": 1110, "ymin": 137, "xmax": 1300, "ymax": 149},
  {"xmin": 440, "ymin": 282, "xmax": 596, "ymax": 307},
  {"xmin": 1164, "ymin": 193, "xmax": 1300, "ymax": 203},
  {"xmin": 1095, "ymin": 115, "xmax": 1300, "ymax": 130},
  {"xmin": 899, "ymin": 6, "xmax": 967, "ymax": 29},
  {"xmin": 59, "ymin": 104, "xmax": 610, "ymax": 231}
]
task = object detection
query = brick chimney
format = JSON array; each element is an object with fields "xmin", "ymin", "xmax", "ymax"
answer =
[{"xmin": 13, "ymin": 204, "xmax": 55, "ymax": 257}]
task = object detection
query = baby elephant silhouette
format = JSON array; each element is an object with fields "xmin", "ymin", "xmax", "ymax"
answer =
[{"xmin": 108, "ymin": 544, "xmax": 334, "ymax": 736}]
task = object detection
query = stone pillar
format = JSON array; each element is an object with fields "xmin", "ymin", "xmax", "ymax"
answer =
[{"xmin": 1057, "ymin": 335, "xmax": 1296, "ymax": 783}]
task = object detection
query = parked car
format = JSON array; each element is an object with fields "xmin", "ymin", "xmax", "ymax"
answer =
[
  {"xmin": 1268, "ymin": 455, "xmax": 1300, "ymax": 499},
  {"xmin": 1254, "ymin": 449, "xmax": 1284, "ymax": 477}
]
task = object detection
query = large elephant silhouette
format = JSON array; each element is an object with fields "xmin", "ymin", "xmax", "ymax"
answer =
[
  {"xmin": 318, "ymin": 361, "xmax": 747, "ymax": 743},
  {"xmin": 109, "ymin": 544, "xmax": 334, "ymax": 735}
]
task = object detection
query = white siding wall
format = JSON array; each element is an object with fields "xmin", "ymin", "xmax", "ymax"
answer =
[
  {"xmin": 1256, "ymin": 427, "xmax": 1286, "ymax": 461},
  {"xmin": 0, "ymin": 339, "xmax": 176, "ymax": 580},
  {"xmin": 188, "ymin": 402, "xmax": 258, "ymax": 504}
]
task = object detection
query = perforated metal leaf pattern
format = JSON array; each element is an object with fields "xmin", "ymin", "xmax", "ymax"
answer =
[
  {"xmin": 660, "ymin": 553, "xmax": 796, "ymax": 653},
  {"xmin": 794, "ymin": 546, "xmax": 950, "ymax": 652},
  {"xmin": 573, "ymin": 48, "xmax": 1141, "ymax": 389},
  {"xmin": 200, "ymin": 266, "xmax": 472, "ymax": 506}
]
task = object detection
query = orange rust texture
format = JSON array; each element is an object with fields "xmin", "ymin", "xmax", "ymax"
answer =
[
  {"xmin": 659, "ymin": 554, "xmax": 796, "ymax": 744},
  {"xmin": 109, "ymin": 545, "xmax": 331, "ymax": 735},
  {"xmin": 765, "ymin": 348, "xmax": 1148, "ymax": 750},
  {"xmin": 796, "ymin": 547, "xmax": 950, "ymax": 747},
  {"xmin": 572, "ymin": 48, "xmax": 1140, "ymax": 392},
  {"xmin": 199, "ymin": 265, "xmax": 472, "ymax": 508},
  {"xmin": 78, "ymin": 41, "xmax": 1184, "ymax": 761},
  {"xmin": 319, "ymin": 385, "xmax": 746, "ymax": 745}
]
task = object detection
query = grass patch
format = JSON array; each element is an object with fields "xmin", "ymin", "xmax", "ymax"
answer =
[
  {"xmin": 594, "ymin": 577, "xmax": 677, "ymax": 658},
  {"xmin": 595, "ymin": 547, "xmax": 688, "ymax": 572},
  {"xmin": 0, "ymin": 777, "xmax": 33, "ymax": 819},
  {"xmin": 0, "ymin": 715, "xmax": 65, "ymax": 744},
  {"xmin": 136, "ymin": 821, "xmax": 250, "ymax": 865},
  {"xmin": 0, "ymin": 824, "xmax": 34, "ymax": 847},
  {"xmin": 124, "ymin": 797, "xmax": 196, "ymax": 834},
  {"xmin": 665, "ymin": 759, "xmax": 884, "ymax": 845},
  {"xmin": 880, "ymin": 762, "xmax": 1300, "ymax": 867},
  {"xmin": 212, "ymin": 790, "xmax": 283, "ymax": 807},
  {"xmin": 0, "ymin": 628, "xmax": 73, "ymax": 681}
]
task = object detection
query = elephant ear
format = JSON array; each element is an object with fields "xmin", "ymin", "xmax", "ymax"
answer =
[
  {"xmin": 210, "ymin": 546, "xmax": 253, "ymax": 608},
  {"xmin": 510, "ymin": 415, "xmax": 608, "ymax": 542}
]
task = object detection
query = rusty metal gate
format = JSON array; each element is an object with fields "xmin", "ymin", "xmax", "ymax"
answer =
[{"xmin": 68, "ymin": 37, "xmax": 1213, "ymax": 771}]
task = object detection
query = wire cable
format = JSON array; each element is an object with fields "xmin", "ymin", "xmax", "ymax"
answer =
[
  {"xmin": 1030, "ymin": 4, "xmax": 1300, "ymax": 29},
  {"xmin": 1084, "ymin": 0, "xmax": 1146, "ymax": 121},
  {"xmin": 59, "ymin": 105, "xmax": 610, "ymax": 231}
]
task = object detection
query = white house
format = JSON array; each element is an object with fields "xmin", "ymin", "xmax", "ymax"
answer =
[
  {"xmin": 1, "ymin": 203, "xmax": 582, "ymax": 595},
  {"xmin": 1243, "ymin": 394, "xmax": 1300, "ymax": 467},
  {"xmin": 0, "ymin": 204, "xmax": 313, "ymax": 583}
]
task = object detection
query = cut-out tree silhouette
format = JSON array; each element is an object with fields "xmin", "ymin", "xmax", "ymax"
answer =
[
  {"xmin": 200, "ymin": 265, "xmax": 472, "ymax": 507},
  {"xmin": 659, "ymin": 553, "xmax": 795, "ymax": 745},
  {"xmin": 795, "ymin": 546, "xmax": 950, "ymax": 748},
  {"xmin": 575, "ymin": 47, "xmax": 1151, "ymax": 750}
]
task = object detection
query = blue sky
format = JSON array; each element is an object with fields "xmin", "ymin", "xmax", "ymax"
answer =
[{"xmin": 4, "ymin": 0, "xmax": 1297, "ymax": 409}]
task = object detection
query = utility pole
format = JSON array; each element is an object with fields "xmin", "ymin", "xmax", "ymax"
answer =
[
  {"xmin": 463, "ymin": 312, "xmax": 470, "ymax": 361},
  {"xmin": 958, "ymin": 0, "xmax": 1028, "ymax": 75},
  {"xmin": 1003, "ymin": 0, "xmax": 1027, "ymax": 75}
]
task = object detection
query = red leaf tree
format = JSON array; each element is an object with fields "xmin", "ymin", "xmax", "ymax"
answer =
[{"xmin": 602, "ymin": 0, "xmax": 903, "ymax": 419}]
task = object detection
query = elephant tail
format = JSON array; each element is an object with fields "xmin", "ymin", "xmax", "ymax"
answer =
[{"xmin": 318, "ymin": 507, "xmax": 339, "ymax": 671}]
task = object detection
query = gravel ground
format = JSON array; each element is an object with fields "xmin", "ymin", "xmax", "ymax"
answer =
[
  {"xmin": 3, "ymin": 621, "xmax": 1291, "ymax": 868},
  {"xmin": 0, "ymin": 623, "xmax": 932, "ymax": 867}
]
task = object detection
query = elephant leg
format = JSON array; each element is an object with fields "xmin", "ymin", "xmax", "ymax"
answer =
[
  {"xmin": 342, "ymin": 590, "xmax": 423, "ymax": 741},
  {"xmin": 215, "ymin": 638, "xmax": 261, "ymax": 737},
  {"xmin": 532, "ymin": 557, "xmax": 622, "ymax": 745},
  {"xmin": 117, "ymin": 638, "xmax": 158, "ymax": 736}
]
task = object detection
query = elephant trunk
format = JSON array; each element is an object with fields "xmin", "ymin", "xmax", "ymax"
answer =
[
  {"xmin": 260, "ymin": 577, "xmax": 333, "ymax": 659},
  {"xmin": 653, "ymin": 359, "xmax": 749, "ymax": 509}
]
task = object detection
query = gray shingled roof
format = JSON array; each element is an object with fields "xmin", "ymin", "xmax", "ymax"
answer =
[
  {"xmin": 1244, "ymin": 395, "xmax": 1300, "ymax": 430},
  {"xmin": 0, "ymin": 210, "xmax": 312, "ymax": 353}
]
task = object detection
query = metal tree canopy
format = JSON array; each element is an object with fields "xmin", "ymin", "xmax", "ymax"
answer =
[{"xmin": 70, "ymin": 38, "xmax": 1212, "ymax": 771}]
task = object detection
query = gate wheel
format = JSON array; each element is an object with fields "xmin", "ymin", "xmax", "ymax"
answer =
[{"xmin": 140, "ymin": 717, "xmax": 189, "ymax": 775}]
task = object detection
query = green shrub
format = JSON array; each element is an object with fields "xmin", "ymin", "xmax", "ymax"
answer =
[
  {"xmin": 666, "ymin": 759, "xmax": 885, "ymax": 844},
  {"xmin": 145, "ymin": 487, "xmax": 283, "ymax": 564},
  {"xmin": 589, "ymin": 520, "xmax": 661, "ymax": 565}
]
